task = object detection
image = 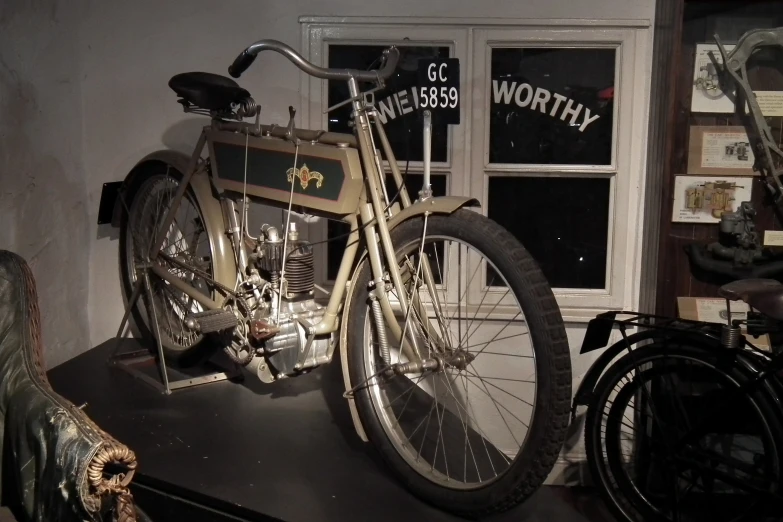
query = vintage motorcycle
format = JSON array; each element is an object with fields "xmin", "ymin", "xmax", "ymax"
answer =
[{"xmin": 104, "ymin": 39, "xmax": 572, "ymax": 517}]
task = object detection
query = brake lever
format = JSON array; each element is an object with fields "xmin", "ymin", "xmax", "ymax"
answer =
[{"xmin": 284, "ymin": 105, "xmax": 297, "ymax": 143}]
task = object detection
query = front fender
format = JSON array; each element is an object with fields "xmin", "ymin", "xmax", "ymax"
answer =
[
  {"xmin": 386, "ymin": 196, "xmax": 480, "ymax": 230},
  {"xmin": 338, "ymin": 195, "xmax": 481, "ymax": 442},
  {"xmin": 114, "ymin": 150, "xmax": 237, "ymax": 300}
]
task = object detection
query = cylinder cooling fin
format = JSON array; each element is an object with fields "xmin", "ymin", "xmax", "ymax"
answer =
[
  {"xmin": 254, "ymin": 224, "xmax": 315, "ymax": 296},
  {"xmin": 257, "ymin": 242, "xmax": 283, "ymax": 274},
  {"xmin": 285, "ymin": 242, "xmax": 314, "ymax": 295}
]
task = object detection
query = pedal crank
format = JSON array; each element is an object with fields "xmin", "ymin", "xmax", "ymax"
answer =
[{"xmin": 184, "ymin": 309, "xmax": 238, "ymax": 334}]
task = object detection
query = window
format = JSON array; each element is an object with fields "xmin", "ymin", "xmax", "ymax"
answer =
[
  {"xmin": 488, "ymin": 48, "xmax": 615, "ymax": 166},
  {"xmin": 482, "ymin": 45, "xmax": 616, "ymax": 291},
  {"xmin": 302, "ymin": 20, "xmax": 649, "ymax": 316},
  {"xmin": 487, "ymin": 176, "xmax": 611, "ymax": 289}
]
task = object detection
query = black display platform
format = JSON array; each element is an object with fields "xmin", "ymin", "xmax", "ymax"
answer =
[{"xmin": 48, "ymin": 339, "xmax": 610, "ymax": 522}]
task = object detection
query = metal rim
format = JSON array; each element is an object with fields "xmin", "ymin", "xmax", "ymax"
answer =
[
  {"xmin": 597, "ymin": 353, "xmax": 781, "ymax": 521},
  {"xmin": 362, "ymin": 233, "xmax": 539, "ymax": 490},
  {"xmin": 124, "ymin": 174, "xmax": 215, "ymax": 350}
]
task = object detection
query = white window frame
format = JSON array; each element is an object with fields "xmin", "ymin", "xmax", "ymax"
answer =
[
  {"xmin": 471, "ymin": 27, "xmax": 640, "ymax": 315},
  {"xmin": 300, "ymin": 17, "xmax": 652, "ymax": 322}
]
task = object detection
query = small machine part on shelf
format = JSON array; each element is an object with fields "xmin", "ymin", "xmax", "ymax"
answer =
[{"xmin": 707, "ymin": 201, "xmax": 763, "ymax": 266}]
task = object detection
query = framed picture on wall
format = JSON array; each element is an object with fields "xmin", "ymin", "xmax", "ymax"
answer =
[
  {"xmin": 691, "ymin": 43, "xmax": 736, "ymax": 113},
  {"xmin": 671, "ymin": 175, "xmax": 752, "ymax": 223},
  {"xmin": 687, "ymin": 126, "xmax": 756, "ymax": 176}
]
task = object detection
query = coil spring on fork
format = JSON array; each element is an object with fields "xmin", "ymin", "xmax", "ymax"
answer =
[{"xmin": 370, "ymin": 292, "xmax": 391, "ymax": 366}]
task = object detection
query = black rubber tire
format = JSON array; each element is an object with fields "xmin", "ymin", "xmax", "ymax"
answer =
[
  {"xmin": 584, "ymin": 343, "xmax": 783, "ymax": 522},
  {"xmin": 118, "ymin": 167, "xmax": 219, "ymax": 365},
  {"xmin": 347, "ymin": 209, "xmax": 572, "ymax": 519}
]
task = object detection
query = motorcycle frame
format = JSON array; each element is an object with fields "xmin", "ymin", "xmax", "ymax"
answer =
[{"xmin": 140, "ymin": 68, "xmax": 470, "ymax": 364}]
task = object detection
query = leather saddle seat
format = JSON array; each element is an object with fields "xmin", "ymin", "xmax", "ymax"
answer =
[
  {"xmin": 718, "ymin": 278, "xmax": 783, "ymax": 320},
  {"xmin": 168, "ymin": 72, "xmax": 251, "ymax": 111}
]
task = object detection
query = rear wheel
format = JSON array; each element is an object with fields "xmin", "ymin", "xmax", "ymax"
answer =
[
  {"xmin": 118, "ymin": 167, "xmax": 220, "ymax": 363},
  {"xmin": 585, "ymin": 344, "xmax": 783, "ymax": 522},
  {"xmin": 347, "ymin": 209, "xmax": 572, "ymax": 518}
]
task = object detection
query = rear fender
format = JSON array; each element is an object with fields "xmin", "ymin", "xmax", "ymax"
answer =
[
  {"xmin": 339, "ymin": 195, "xmax": 481, "ymax": 442},
  {"xmin": 108, "ymin": 149, "xmax": 237, "ymax": 298},
  {"xmin": 572, "ymin": 328, "xmax": 724, "ymax": 411},
  {"xmin": 572, "ymin": 327, "xmax": 783, "ymax": 430},
  {"xmin": 573, "ymin": 330, "xmax": 658, "ymax": 410}
]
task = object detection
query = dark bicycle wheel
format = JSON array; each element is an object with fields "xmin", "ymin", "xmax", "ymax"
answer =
[{"xmin": 585, "ymin": 343, "xmax": 783, "ymax": 522}]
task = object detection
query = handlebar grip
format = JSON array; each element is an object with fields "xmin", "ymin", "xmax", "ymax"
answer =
[
  {"xmin": 376, "ymin": 47, "xmax": 400, "ymax": 81},
  {"xmin": 228, "ymin": 40, "xmax": 398, "ymax": 82},
  {"xmin": 229, "ymin": 50, "xmax": 257, "ymax": 78}
]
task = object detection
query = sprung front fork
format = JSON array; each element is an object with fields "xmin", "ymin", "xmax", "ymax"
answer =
[
  {"xmin": 369, "ymin": 281, "xmax": 392, "ymax": 367},
  {"xmin": 368, "ymin": 211, "xmax": 453, "ymax": 373}
]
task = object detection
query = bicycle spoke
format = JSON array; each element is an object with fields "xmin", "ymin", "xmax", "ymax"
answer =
[
  {"xmin": 462, "ymin": 373, "xmax": 502, "ymax": 475},
  {"xmin": 463, "ymin": 373, "xmax": 523, "ymax": 448},
  {"xmin": 464, "ymin": 369, "xmax": 534, "ymax": 410},
  {"xmin": 127, "ymin": 174, "xmax": 214, "ymax": 350},
  {"xmin": 362, "ymin": 222, "xmax": 544, "ymax": 491}
]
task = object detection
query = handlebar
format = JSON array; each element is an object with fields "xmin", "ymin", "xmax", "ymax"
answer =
[
  {"xmin": 685, "ymin": 243, "xmax": 783, "ymax": 280},
  {"xmin": 228, "ymin": 50, "xmax": 258, "ymax": 79},
  {"xmin": 229, "ymin": 39, "xmax": 399, "ymax": 82},
  {"xmin": 721, "ymin": 27, "xmax": 783, "ymax": 72}
]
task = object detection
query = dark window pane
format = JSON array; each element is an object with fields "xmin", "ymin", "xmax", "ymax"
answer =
[
  {"xmin": 328, "ymin": 45, "xmax": 450, "ymax": 162},
  {"xmin": 327, "ymin": 173, "xmax": 448, "ymax": 281},
  {"xmin": 487, "ymin": 177, "xmax": 610, "ymax": 289},
  {"xmin": 489, "ymin": 48, "xmax": 615, "ymax": 165}
]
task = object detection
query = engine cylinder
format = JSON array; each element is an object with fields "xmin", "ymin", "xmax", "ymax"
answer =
[
  {"xmin": 285, "ymin": 242, "xmax": 314, "ymax": 295},
  {"xmin": 255, "ymin": 227, "xmax": 314, "ymax": 296}
]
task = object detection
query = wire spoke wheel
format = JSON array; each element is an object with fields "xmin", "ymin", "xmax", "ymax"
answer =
[
  {"xmin": 119, "ymin": 170, "xmax": 216, "ymax": 361},
  {"xmin": 586, "ymin": 344, "xmax": 783, "ymax": 522},
  {"xmin": 348, "ymin": 209, "xmax": 571, "ymax": 517},
  {"xmin": 366, "ymin": 234, "xmax": 537, "ymax": 488}
]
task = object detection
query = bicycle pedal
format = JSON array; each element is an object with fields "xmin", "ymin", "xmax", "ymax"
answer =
[{"xmin": 185, "ymin": 309, "xmax": 238, "ymax": 334}]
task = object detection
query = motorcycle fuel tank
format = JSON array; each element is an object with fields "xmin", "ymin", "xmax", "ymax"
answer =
[{"xmin": 206, "ymin": 128, "xmax": 365, "ymax": 220}]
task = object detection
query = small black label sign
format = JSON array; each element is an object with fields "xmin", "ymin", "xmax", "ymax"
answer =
[{"xmin": 417, "ymin": 58, "xmax": 460, "ymax": 124}]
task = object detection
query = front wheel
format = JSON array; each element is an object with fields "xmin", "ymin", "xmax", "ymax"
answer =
[{"xmin": 347, "ymin": 209, "xmax": 572, "ymax": 518}]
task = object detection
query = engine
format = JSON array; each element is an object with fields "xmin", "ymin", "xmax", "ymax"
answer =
[
  {"xmin": 250, "ymin": 223, "xmax": 315, "ymax": 296},
  {"xmin": 247, "ymin": 223, "xmax": 335, "ymax": 380}
]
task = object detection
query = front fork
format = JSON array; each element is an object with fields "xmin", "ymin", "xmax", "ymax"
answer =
[{"xmin": 351, "ymin": 79, "xmax": 447, "ymax": 367}]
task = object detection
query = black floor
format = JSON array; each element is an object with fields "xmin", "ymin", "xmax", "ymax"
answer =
[{"xmin": 47, "ymin": 339, "xmax": 612, "ymax": 522}]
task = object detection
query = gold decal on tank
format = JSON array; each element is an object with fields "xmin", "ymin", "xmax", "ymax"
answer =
[{"xmin": 286, "ymin": 164, "xmax": 324, "ymax": 190}]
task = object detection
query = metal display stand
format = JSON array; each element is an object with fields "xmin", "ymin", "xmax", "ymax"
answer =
[{"xmin": 109, "ymin": 262, "xmax": 241, "ymax": 395}]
